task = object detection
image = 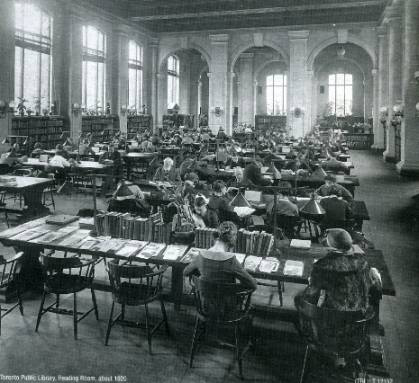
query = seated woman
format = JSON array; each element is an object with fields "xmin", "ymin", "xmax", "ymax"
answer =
[
  {"xmin": 315, "ymin": 174, "xmax": 353, "ymax": 203},
  {"xmin": 208, "ymin": 180, "xmax": 240, "ymax": 225},
  {"xmin": 108, "ymin": 180, "xmax": 150, "ymax": 217},
  {"xmin": 183, "ymin": 221, "xmax": 257, "ymax": 290},
  {"xmin": 153, "ymin": 157, "xmax": 181, "ymax": 184},
  {"xmin": 192, "ymin": 195, "xmax": 219, "ymax": 229},
  {"xmin": 243, "ymin": 159, "xmax": 272, "ymax": 187},
  {"xmin": 296, "ymin": 228, "xmax": 382, "ymax": 313}
]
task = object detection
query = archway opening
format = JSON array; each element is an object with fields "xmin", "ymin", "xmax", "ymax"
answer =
[{"xmin": 231, "ymin": 46, "xmax": 288, "ymax": 135}]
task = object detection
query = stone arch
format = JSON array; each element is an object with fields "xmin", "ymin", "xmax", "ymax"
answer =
[
  {"xmin": 229, "ymin": 39, "xmax": 289, "ymax": 73},
  {"xmin": 307, "ymin": 36, "xmax": 375, "ymax": 71},
  {"xmin": 158, "ymin": 43, "xmax": 211, "ymax": 73},
  {"xmin": 254, "ymin": 59, "xmax": 288, "ymax": 79}
]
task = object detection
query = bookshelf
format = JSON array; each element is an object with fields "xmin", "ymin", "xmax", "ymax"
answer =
[
  {"xmin": 81, "ymin": 115, "xmax": 119, "ymax": 142},
  {"xmin": 343, "ymin": 133, "xmax": 374, "ymax": 149},
  {"xmin": 11, "ymin": 116, "xmax": 68, "ymax": 150},
  {"xmin": 162, "ymin": 114, "xmax": 195, "ymax": 134},
  {"xmin": 255, "ymin": 115, "xmax": 287, "ymax": 133},
  {"xmin": 127, "ymin": 115, "xmax": 153, "ymax": 139}
]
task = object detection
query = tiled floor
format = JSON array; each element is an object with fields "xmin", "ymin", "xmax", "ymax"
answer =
[{"xmin": 0, "ymin": 150, "xmax": 418, "ymax": 383}]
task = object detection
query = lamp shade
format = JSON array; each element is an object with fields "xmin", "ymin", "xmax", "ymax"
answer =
[
  {"xmin": 300, "ymin": 195, "xmax": 325, "ymax": 216},
  {"xmin": 229, "ymin": 190, "xmax": 251, "ymax": 208},
  {"xmin": 310, "ymin": 167, "xmax": 327, "ymax": 180}
]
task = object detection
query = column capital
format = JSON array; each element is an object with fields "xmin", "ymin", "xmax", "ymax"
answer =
[
  {"xmin": 376, "ymin": 25, "xmax": 387, "ymax": 38},
  {"xmin": 148, "ymin": 38, "xmax": 160, "ymax": 49},
  {"xmin": 209, "ymin": 34, "xmax": 229, "ymax": 45},
  {"xmin": 288, "ymin": 30, "xmax": 310, "ymax": 40},
  {"xmin": 206, "ymin": 72, "xmax": 212, "ymax": 78},
  {"xmin": 372, "ymin": 68, "xmax": 378, "ymax": 76}
]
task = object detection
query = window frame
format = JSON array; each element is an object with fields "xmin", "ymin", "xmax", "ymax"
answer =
[
  {"xmin": 128, "ymin": 40, "xmax": 144, "ymax": 111},
  {"xmin": 14, "ymin": 1, "xmax": 53, "ymax": 112},
  {"xmin": 266, "ymin": 73, "xmax": 287, "ymax": 115},
  {"xmin": 167, "ymin": 55, "xmax": 179, "ymax": 109},
  {"xmin": 328, "ymin": 73, "xmax": 353, "ymax": 117},
  {"xmin": 82, "ymin": 25, "xmax": 107, "ymax": 112}
]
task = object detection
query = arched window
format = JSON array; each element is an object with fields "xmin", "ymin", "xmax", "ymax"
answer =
[
  {"xmin": 82, "ymin": 25, "xmax": 106, "ymax": 112},
  {"xmin": 328, "ymin": 73, "xmax": 352, "ymax": 116},
  {"xmin": 266, "ymin": 74, "xmax": 287, "ymax": 115},
  {"xmin": 167, "ymin": 55, "xmax": 179, "ymax": 109},
  {"xmin": 15, "ymin": 2, "xmax": 52, "ymax": 112},
  {"xmin": 128, "ymin": 41, "xmax": 143, "ymax": 112}
]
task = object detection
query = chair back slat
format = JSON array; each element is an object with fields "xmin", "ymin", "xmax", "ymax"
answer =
[
  {"xmin": 193, "ymin": 277, "xmax": 253, "ymax": 323},
  {"xmin": 0, "ymin": 252, "xmax": 24, "ymax": 288},
  {"xmin": 295, "ymin": 297, "xmax": 373, "ymax": 356},
  {"xmin": 107, "ymin": 260, "xmax": 167, "ymax": 305}
]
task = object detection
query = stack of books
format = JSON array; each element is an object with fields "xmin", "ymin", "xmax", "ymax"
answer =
[
  {"xmin": 94, "ymin": 212, "xmax": 171, "ymax": 243},
  {"xmin": 236, "ymin": 229, "xmax": 274, "ymax": 256},
  {"xmin": 194, "ymin": 228, "xmax": 218, "ymax": 249}
]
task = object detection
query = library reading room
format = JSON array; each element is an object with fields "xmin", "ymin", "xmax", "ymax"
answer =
[{"xmin": 0, "ymin": 0, "xmax": 418, "ymax": 382}]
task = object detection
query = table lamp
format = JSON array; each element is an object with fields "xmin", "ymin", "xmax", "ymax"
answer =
[
  {"xmin": 230, "ymin": 189, "xmax": 251, "ymax": 208},
  {"xmin": 300, "ymin": 194, "xmax": 325, "ymax": 218}
]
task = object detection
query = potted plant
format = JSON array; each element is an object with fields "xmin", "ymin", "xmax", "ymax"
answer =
[{"xmin": 17, "ymin": 97, "xmax": 27, "ymax": 116}]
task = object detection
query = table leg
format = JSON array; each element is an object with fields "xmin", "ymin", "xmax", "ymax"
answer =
[
  {"xmin": 18, "ymin": 245, "xmax": 44, "ymax": 293},
  {"xmin": 22, "ymin": 185, "xmax": 50, "ymax": 218},
  {"xmin": 171, "ymin": 265, "xmax": 184, "ymax": 311}
]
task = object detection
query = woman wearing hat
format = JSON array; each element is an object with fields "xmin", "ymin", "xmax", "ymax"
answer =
[
  {"xmin": 296, "ymin": 228, "xmax": 382, "ymax": 313},
  {"xmin": 183, "ymin": 221, "xmax": 257, "ymax": 290}
]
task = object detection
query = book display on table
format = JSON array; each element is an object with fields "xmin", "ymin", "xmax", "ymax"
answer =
[
  {"xmin": 11, "ymin": 116, "xmax": 68, "ymax": 150},
  {"xmin": 254, "ymin": 115, "xmax": 287, "ymax": 134}
]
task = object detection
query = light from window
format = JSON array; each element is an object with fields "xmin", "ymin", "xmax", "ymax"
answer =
[
  {"xmin": 266, "ymin": 74, "xmax": 287, "ymax": 115},
  {"xmin": 82, "ymin": 25, "xmax": 106, "ymax": 112},
  {"xmin": 328, "ymin": 73, "xmax": 352, "ymax": 116},
  {"xmin": 128, "ymin": 41, "xmax": 143, "ymax": 112},
  {"xmin": 167, "ymin": 55, "xmax": 179, "ymax": 109},
  {"xmin": 15, "ymin": 2, "xmax": 52, "ymax": 112}
]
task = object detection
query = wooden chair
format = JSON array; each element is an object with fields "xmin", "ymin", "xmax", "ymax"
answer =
[
  {"xmin": 35, "ymin": 254, "xmax": 100, "ymax": 339},
  {"xmin": 295, "ymin": 297, "xmax": 374, "ymax": 383},
  {"xmin": 105, "ymin": 260, "xmax": 170, "ymax": 353},
  {"xmin": 189, "ymin": 277, "xmax": 254, "ymax": 379},
  {"xmin": 42, "ymin": 173, "xmax": 56, "ymax": 210},
  {"xmin": 0, "ymin": 252, "xmax": 24, "ymax": 335}
]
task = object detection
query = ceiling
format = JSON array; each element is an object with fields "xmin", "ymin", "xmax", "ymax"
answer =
[{"xmin": 85, "ymin": 0, "xmax": 388, "ymax": 33}]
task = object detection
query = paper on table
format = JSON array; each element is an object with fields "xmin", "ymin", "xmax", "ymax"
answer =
[
  {"xmin": 283, "ymin": 260, "xmax": 304, "ymax": 277},
  {"xmin": 259, "ymin": 257, "xmax": 280, "ymax": 273},
  {"xmin": 163, "ymin": 245, "xmax": 189, "ymax": 260},
  {"xmin": 290, "ymin": 239, "xmax": 311, "ymax": 249},
  {"xmin": 116, "ymin": 245, "xmax": 142, "ymax": 258},
  {"xmin": 244, "ymin": 255, "xmax": 262, "ymax": 272},
  {"xmin": 234, "ymin": 253, "xmax": 246, "ymax": 265},
  {"xmin": 11, "ymin": 228, "xmax": 50, "ymax": 241},
  {"xmin": 233, "ymin": 206, "xmax": 256, "ymax": 218},
  {"xmin": 78, "ymin": 237, "xmax": 99, "ymax": 250},
  {"xmin": 138, "ymin": 243, "xmax": 166, "ymax": 259}
]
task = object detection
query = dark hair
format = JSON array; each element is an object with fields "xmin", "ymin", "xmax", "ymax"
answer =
[
  {"xmin": 194, "ymin": 195, "xmax": 208, "ymax": 208},
  {"xmin": 217, "ymin": 221, "xmax": 237, "ymax": 247},
  {"xmin": 213, "ymin": 180, "xmax": 226, "ymax": 194}
]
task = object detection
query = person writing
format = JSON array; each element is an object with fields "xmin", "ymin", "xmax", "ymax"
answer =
[
  {"xmin": 153, "ymin": 157, "xmax": 181, "ymax": 184},
  {"xmin": 315, "ymin": 174, "xmax": 353, "ymax": 203},
  {"xmin": 208, "ymin": 180, "xmax": 240, "ymax": 224},
  {"xmin": 183, "ymin": 221, "xmax": 257, "ymax": 290},
  {"xmin": 192, "ymin": 195, "xmax": 219, "ymax": 229}
]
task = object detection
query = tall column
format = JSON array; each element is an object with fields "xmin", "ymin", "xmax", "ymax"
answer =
[
  {"xmin": 0, "ymin": 0, "xmax": 15, "ymax": 144},
  {"xmin": 374, "ymin": 26, "xmax": 388, "ymax": 149},
  {"xmin": 208, "ymin": 34, "xmax": 229, "ymax": 135},
  {"xmin": 156, "ymin": 72, "xmax": 166, "ymax": 130},
  {"xmin": 371, "ymin": 68, "xmax": 379, "ymax": 147},
  {"xmin": 396, "ymin": 0, "xmax": 419, "ymax": 175},
  {"xmin": 227, "ymin": 71, "xmax": 236, "ymax": 135},
  {"xmin": 67, "ymin": 13, "xmax": 83, "ymax": 140},
  {"xmin": 304, "ymin": 70, "xmax": 314, "ymax": 134},
  {"xmin": 149, "ymin": 40, "xmax": 159, "ymax": 132},
  {"xmin": 288, "ymin": 31, "xmax": 309, "ymax": 138},
  {"xmin": 383, "ymin": 8, "xmax": 402, "ymax": 162},
  {"xmin": 237, "ymin": 53, "xmax": 254, "ymax": 126},
  {"xmin": 111, "ymin": 29, "xmax": 129, "ymax": 134}
]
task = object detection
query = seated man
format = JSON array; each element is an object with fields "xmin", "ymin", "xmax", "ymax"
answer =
[
  {"xmin": 153, "ymin": 157, "xmax": 181, "ymax": 184},
  {"xmin": 49, "ymin": 146, "xmax": 72, "ymax": 186},
  {"xmin": 208, "ymin": 180, "xmax": 240, "ymax": 225},
  {"xmin": 315, "ymin": 174, "xmax": 353, "ymax": 203},
  {"xmin": 320, "ymin": 194, "xmax": 353, "ymax": 230},
  {"xmin": 192, "ymin": 195, "xmax": 219, "ymax": 228},
  {"xmin": 108, "ymin": 180, "xmax": 150, "ymax": 217},
  {"xmin": 99, "ymin": 143, "xmax": 123, "ymax": 194},
  {"xmin": 267, "ymin": 193, "xmax": 299, "ymax": 238},
  {"xmin": 243, "ymin": 159, "xmax": 272, "ymax": 187},
  {"xmin": 78, "ymin": 138, "xmax": 95, "ymax": 157}
]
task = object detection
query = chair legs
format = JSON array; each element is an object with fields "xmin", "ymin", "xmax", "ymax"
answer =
[
  {"xmin": 35, "ymin": 291, "xmax": 47, "ymax": 333},
  {"xmin": 91, "ymin": 287, "xmax": 99, "ymax": 320},
  {"xmin": 189, "ymin": 317, "xmax": 202, "ymax": 368},
  {"xmin": 105, "ymin": 301, "xmax": 116, "ymax": 346},
  {"xmin": 299, "ymin": 346, "xmax": 310, "ymax": 383},
  {"xmin": 144, "ymin": 303, "xmax": 152, "ymax": 354}
]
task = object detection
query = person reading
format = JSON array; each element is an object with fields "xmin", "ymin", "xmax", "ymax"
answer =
[
  {"xmin": 315, "ymin": 174, "xmax": 353, "ymax": 203},
  {"xmin": 153, "ymin": 157, "xmax": 181, "ymax": 184}
]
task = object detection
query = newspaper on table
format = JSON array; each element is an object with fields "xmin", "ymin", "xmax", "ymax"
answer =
[
  {"xmin": 283, "ymin": 260, "xmax": 304, "ymax": 277},
  {"xmin": 162, "ymin": 244, "xmax": 189, "ymax": 261},
  {"xmin": 259, "ymin": 257, "xmax": 280, "ymax": 274}
]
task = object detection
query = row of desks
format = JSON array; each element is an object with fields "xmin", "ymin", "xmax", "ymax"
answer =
[{"xmin": 0, "ymin": 217, "xmax": 395, "ymax": 313}]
